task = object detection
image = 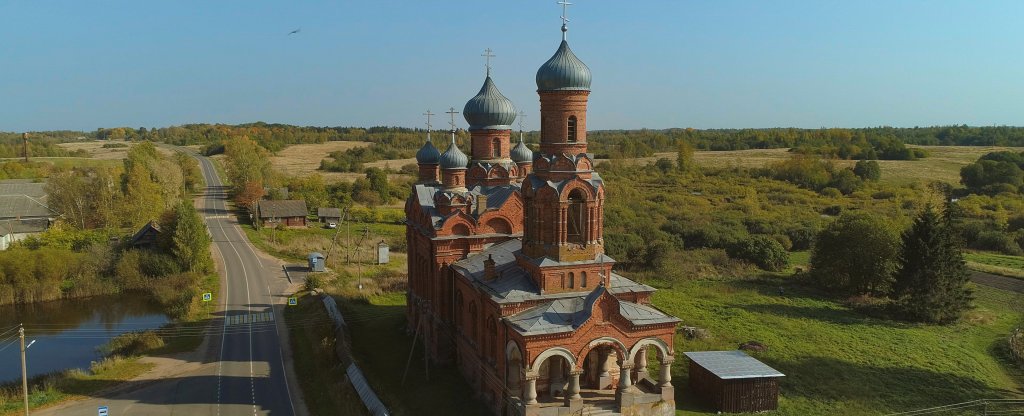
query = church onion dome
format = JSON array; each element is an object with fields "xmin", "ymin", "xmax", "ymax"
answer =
[
  {"xmin": 463, "ymin": 76, "xmax": 517, "ymax": 130},
  {"xmin": 535, "ymin": 40, "xmax": 591, "ymax": 91},
  {"xmin": 511, "ymin": 138, "xmax": 533, "ymax": 163},
  {"xmin": 416, "ymin": 139, "xmax": 441, "ymax": 165},
  {"xmin": 439, "ymin": 138, "xmax": 469, "ymax": 169}
]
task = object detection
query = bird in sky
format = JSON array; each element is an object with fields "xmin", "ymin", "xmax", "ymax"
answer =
[{"xmin": 288, "ymin": 28, "xmax": 301, "ymax": 35}]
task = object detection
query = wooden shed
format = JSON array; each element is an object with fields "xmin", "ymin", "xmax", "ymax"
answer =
[
  {"xmin": 317, "ymin": 207, "xmax": 342, "ymax": 224},
  {"xmin": 257, "ymin": 200, "xmax": 308, "ymax": 228},
  {"xmin": 684, "ymin": 350, "xmax": 784, "ymax": 413}
]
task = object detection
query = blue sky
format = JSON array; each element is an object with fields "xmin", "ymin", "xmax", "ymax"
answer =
[{"xmin": 1, "ymin": 1, "xmax": 1022, "ymax": 132}]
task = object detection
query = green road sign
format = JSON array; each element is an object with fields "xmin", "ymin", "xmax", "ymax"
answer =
[
  {"xmin": 202, "ymin": 292, "xmax": 212, "ymax": 302},
  {"xmin": 287, "ymin": 296, "xmax": 297, "ymax": 306}
]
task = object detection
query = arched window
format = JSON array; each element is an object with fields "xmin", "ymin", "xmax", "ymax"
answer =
[
  {"xmin": 567, "ymin": 116, "xmax": 577, "ymax": 143},
  {"xmin": 455, "ymin": 290, "xmax": 464, "ymax": 328},
  {"xmin": 492, "ymin": 137, "xmax": 501, "ymax": 158},
  {"xmin": 567, "ymin": 189, "xmax": 587, "ymax": 245},
  {"xmin": 568, "ymin": 272, "xmax": 575, "ymax": 288},
  {"xmin": 581, "ymin": 271, "xmax": 587, "ymax": 288},
  {"xmin": 469, "ymin": 301, "xmax": 479, "ymax": 343},
  {"xmin": 487, "ymin": 318, "xmax": 498, "ymax": 363}
]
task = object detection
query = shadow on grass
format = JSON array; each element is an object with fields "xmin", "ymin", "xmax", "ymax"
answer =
[
  {"xmin": 737, "ymin": 303, "xmax": 909, "ymax": 328},
  {"xmin": 339, "ymin": 296, "xmax": 491, "ymax": 416}
]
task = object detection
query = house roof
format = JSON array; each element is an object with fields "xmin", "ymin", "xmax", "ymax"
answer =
[
  {"xmin": 683, "ymin": 351, "xmax": 785, "ymax": 380},
  {"xmin": 0, "ymin": 181, "xmax": 47, "ymax": 198},
  {"xmin": 0, "ymin": 195, "xmax": 53, "ymax": 219},
  {"xmin": 317, "ymin": 207, "xmax": 342, "ymax": 218},
  {"xmin": 127, "ymin": 221, "xmax": 161, "ymax": 246},
  {"xmin": 0, "ymin": 218, "xmax": 48, "ymax": 236},
  {"xmin": 258, "ymin": 200, "xmax": 308, "ymax": 218}
]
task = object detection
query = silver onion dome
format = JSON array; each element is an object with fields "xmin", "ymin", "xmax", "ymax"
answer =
[
  {"xmin": 511, "ymin": 137, "xmax": 533, "ymax": 163},
  {"xmin": 439, "ymin": 137, "xmax": 469, "ymax": 169},
  {"xmin": 463, "ymin": 76, "xmax": 517, "ymax": 130},
  {"xmin": 415, "ymin": 139, "xmax": 441, "ymax": 164},
  {"xmin": 536, "ymin": 40, "xmax": 591, "ymax": 91}
]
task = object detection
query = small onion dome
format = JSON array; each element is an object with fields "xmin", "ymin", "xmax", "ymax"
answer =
[
  {"xmin": 463, "ymin": 76, "xmax": 517, "ymax": 130},
  {"xmin": 511, "ymin": 138, "xmax": 533, "ymax": 163},
  {"xmin": 416, "ymin": 139, "xmax": 441, "ymax": 165},
  {"xmin": 439, "ymin": 137, "xmax": 469, "ymax": 169},
  {"xmin": 536, "ymin": 40, "xmax": 591, "ymax": 91}
]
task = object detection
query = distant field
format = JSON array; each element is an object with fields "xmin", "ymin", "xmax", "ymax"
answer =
[
  {"xmin": 56, "ymin": 140, "xmax": 174, "ymax": 159},
  {"xmin": 614, "ymin": 145, "xmax": 1022, "ymax": 185},
  {"xmin": 270, "ymin": 141, "xmax": 370, "ymax": 182},
  {"xmin": 966, "ymin": 252, "xmax": 1024, "ymax": 279}
]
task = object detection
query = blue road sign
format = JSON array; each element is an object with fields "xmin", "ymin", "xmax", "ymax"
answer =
[
  {"xmin": 98, "ymin": 406, "xmax": 109, "ymax": 416},
  {"xmin": 202, "ymin": 292, "xmax": 212, "ymax": 302},
  {"xmin": 288, "ymin": 296, "xmax": 297, "ymax": 306}
]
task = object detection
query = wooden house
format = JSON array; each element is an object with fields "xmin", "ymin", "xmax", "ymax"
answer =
[
  {"xmin": 684, "ymin": 350, "xmax": 784, "ymax": 413},
  {"xmin": 317, "ymin": 207, "xmax": 342, "ymax": 224},
  {"xmin": 257, "ymin": 200, "xmax": 308, "ymax": 228}
]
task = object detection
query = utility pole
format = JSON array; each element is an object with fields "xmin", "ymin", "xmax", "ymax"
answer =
[
  {"xmin": 22, "ymin": 133, "xmax": 29, "ymax": 163},
  {"xmin": 20, "ymin": 324, "xmax": 29, "ymax": 416}
]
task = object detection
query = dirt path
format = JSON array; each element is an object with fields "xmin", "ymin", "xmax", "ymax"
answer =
[{"xmin": 972, "ymin": 271, "xmax": 1024, "ymax": 293}]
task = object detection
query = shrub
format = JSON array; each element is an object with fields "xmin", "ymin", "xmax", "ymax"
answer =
[
  {"xmin": 970, "ymin": 231, "xmax": 1023, "ymax": 255},
  {"xmin": 853, "ymin": 160, "xmax": 882, "ymax": 181},
  {"xmin": 786, "ymin": 226, "xmax": 817, "ymax": 251},
  {"xmin": 100, "ymin": 331, "xmax": 165, "ymax": 356},
  {"xmin": 810, "ymin": 212, "xmax": 901, "ymax": 295},
  {"xmin": 727, "ymin": 235, "xmax": 789, "ymax": 272},
  {"xmin": 820, "ymin": 187, "xmax": 842, "ymax": 198}
]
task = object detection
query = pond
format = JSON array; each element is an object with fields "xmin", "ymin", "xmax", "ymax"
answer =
[{"xmin": 0, "ymin": 294, "xmax": 169, "ymax": 383}]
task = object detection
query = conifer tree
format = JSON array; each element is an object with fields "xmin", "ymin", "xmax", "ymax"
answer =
[{"xmin": 892, "ymin": 205, "xmax": 973, "ymax": 323}]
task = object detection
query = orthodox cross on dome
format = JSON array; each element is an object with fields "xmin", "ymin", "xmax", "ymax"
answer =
[
  {"xmin": 481, "ymin": 48, "xmax": 496, "ymax": 76},
  {"xmin": 423, "ymin": 110, "xmax": 434, "ymax": 141},
  {"xmin": 446, "ymin": 107, "xmax": 459, "ymax": 142},
  {"xmin": 558, "ymin": 0, "xmax": 573, "ymax": 40}
]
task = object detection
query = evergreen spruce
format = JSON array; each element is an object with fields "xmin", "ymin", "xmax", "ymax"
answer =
[{"xmin": 892, "ymin": 205, "xmax": 973, "ymax": 323}]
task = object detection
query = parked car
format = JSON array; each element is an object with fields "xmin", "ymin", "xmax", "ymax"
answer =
[{"xmin": 326, "ymin": 222, "xmax": 337, "ymax": 229}]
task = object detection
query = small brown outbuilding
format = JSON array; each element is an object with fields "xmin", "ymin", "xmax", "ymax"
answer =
[{"xmin": 684, "ymin": 350, "xmax": 785, "ymax": 413}]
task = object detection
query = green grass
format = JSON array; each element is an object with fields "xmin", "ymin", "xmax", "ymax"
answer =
[
  {"xmin": 966, "ymin": 252, "xmax": 1024, "ymax": 279},
  {"xmin": 0, "ymin": 356, "xmax": 154, "ymax": 415},
  {"xmin": 645, "ymin": 276, "xmax": 1024, "ymax": 415},
  {"xmin": 243, "ymin": 221, "xmax": 406, "ymax": 265},
  {"xmin": 338, "ymin": 291, "xmax": 491, "ymax": 416},
  {"xmin": 285, "ymin": 291, "xmax": 367, "ymax": 416}
]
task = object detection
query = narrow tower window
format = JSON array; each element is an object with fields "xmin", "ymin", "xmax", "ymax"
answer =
[
  {"xmin": 567, "ymin": 189, "xmax": 587, "ymax": 245},
  {"xmin": 581, "ymin": 271, "xmax": 587, "ymax": 287},
  {"xmin": 568, "ymin": 272, "xmax": 575, "ymax": 288},
  {"xmin": 567, "ymin": 116, "xmax": 577, "ymax": 143},
  {"xmin": 492, "ymin": 137, "xmax": 501, "ymax": 158}
]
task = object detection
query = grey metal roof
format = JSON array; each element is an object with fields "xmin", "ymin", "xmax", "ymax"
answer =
[
  {"xmin": 536, "ymin": 40, "xmax": 591, "ymax": 91},
  {"xmin": 439, "ymin": 137, "xmax": 469, "ymax": 170},
  {"xmin": 0, "ymin": 195, "xmax": 53, "ymax": 219},
  {"xmin": 258, "ymin": 200, "xmax": 308, "ymax": 218},
  {"xmin": 317, "ymin": 207, "xmax": 342, "ymax": 218},
  {"xmin": 683, "ymin": 351, "xmax": 785, "ymax": 380},
  {"xmin": 511, "ymin": 137, "xmax": 533, "ymax": 163},
  {"xmin": 0, "ymin": 218, "xmax": 48, "ymax": 236},
  {"xmin": 416, "ymin": 138, "xmax": 441, "ymax": 165},
  {"xmin": 507, "ymin": 286, "xmax": 604, "ymax": 335},
  {"xmin": 0, "ymin": 180, "xmax": 47, "ymax": 198},
  {"xmin": 463, "ymin": 76, "xmax": 517, "ymax": 130}
]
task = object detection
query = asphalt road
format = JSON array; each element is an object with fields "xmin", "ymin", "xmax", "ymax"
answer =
[{"xmin": 37, "ymin": 150, "xmax": 301, "ymax": 416}]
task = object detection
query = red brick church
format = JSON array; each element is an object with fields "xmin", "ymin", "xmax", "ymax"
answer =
[{"xmin": 405, "ymin": 17, "xmax": 680, "ymax": 416}]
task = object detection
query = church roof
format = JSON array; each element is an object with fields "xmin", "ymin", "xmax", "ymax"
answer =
[
  {"xmin": 505, "ymin": 283, "xmax": 679, "ymax": 336},
  {"xmin": 511, "ymin": 137, "xmax": 533, "ymax": 163},
  {"xmin": 450, "ymin": 239, "xmax": 658, "ymax": 306},
  {"xmin": 416, "ymin": 139, "xmax": 441, "ymax": 165},
  {"xmin": 463, "ymin": 76, "xmax": 517, "ymax": 130},
  {"xmin": 439, "ymin": 137, "xmax": 469, "ymax": 170},
  {"xmin": 536, "ymin": 40, "xmax": 591, "ymax": 92},
  {"xmin": 410, "ymin": 183, "xmax": 522, "ymax": 231}
]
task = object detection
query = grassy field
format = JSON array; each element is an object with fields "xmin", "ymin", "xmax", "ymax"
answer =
[
  {"xmin": 284, "ymin": 292, "xmax": 368, "ymax": 416},
  {"xmin": 242, "ymin": 221, "xmax": 406, "ymax": 267},
  {"xmin": 269, "ymin": 141, "xmax": 411, "ymax": 184},
  {"xmin": 0, "ymin": 356, "xmax": 154, "ymax": 415},
  {"xmin": 337, "ymin": 291, "xmax": 491, "ymax": 416},
  {"xmin": 966, "ymin": 252, "xmax": 1024, "ymax": 279},
  {"xmin": 648, "ymin": 276, "xmax": 1024, "ymax": 415}
]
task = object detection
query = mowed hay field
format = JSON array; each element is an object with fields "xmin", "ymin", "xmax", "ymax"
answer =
[
  {"xmin": 56, "ymin": 140, "xmax": 175, "ymax": 159},
  {"xmin": 642, "ymin": 145, "xmax": 1021, "ymax": 185},
  {"xmin": 269, "ymin": 141, "xmax": 412, "ymax": 184}
]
